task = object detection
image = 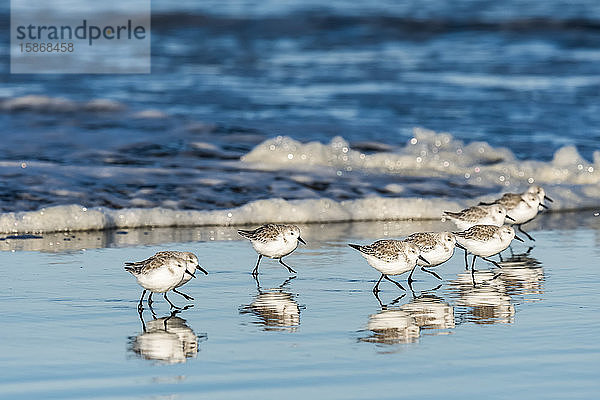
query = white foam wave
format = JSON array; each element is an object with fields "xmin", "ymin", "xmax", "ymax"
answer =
[
  {"xmin": 0, "ymin": 197, "xmax": 464, "ymax": 234},
  {"xmin": 1, "ymin": 128, "xmax": 599, "ymax": 233},
  {"xmin": 242, "ymin": 128, "xmax": 600, "ymax": 186},
  {"xmin": 1, "ymin": 182, "xmax": 597, "ymax": 234}
]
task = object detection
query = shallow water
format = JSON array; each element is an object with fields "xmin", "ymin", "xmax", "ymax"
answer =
[{"xmin": 1, "ymin": 214, "xmax": 599, "ymax": 399}]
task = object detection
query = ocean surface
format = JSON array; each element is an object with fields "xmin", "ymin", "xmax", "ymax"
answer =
[
  {"xmin": 1, "ymin": 0, "xmax": 600, "ymax": 232},
  {"xmin": 2, "ymin": 3, "xmax": 600, "ymax": 398},
  {"xmin": 1, "ymin": 216, "xmax": 599, "ymax": 399}
]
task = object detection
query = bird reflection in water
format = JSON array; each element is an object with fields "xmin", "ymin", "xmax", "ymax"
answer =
[
  {"xmin": 361, "ymin": 286, "xmax": 453, "ymax": 345},
  {"xmin": 399, "ymin": 293, "xmax": 455, "ymax": 333},
  {"xmin": 498, "ymin": 247, "xmax": 545, "ymax": 300},
  {"xmin": 449, "ymin": 270, "xmax": 515, "ymax": 325},
  {"xmin": 240, "ymin": 276, "xmax": 303, "ymax": 332},
  {"xmin": 128, "ymin": 307, "xmax": 207, "ymax": 364}
]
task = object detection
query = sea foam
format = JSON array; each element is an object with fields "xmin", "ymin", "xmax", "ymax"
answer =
[{"xmin": 1, "ymin": 128, "xmax": 599, "ymax": 233}]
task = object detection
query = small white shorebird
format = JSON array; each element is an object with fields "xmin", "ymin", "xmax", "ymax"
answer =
[
  {"xmin": 454, "ymin": 225, "xmax": 524, "ymax": 282},
  {"xmin": 444, "ymin": 204, "xmax": 514, "ymax": 267},
  {"xmin": 403, "ymin": 232, "xmax": 457, "ymax": 284},
  {"xmin": 238, "ymin": 224, "xmax": 306, "ymax": 276},
  {"xmin": 479, "ymin": 185, "xmax": 552, "ymax": 241},
  {"xmin": 526, "ymin": 185, "xmax": 553, "ymax": 207},
  {"xmin": 443, "ymin": 204, "xmax": 514, "ymax": 231},
  {"xmin": 348, "ymin": 240, "xmax": 429, "ymax": 293},
  {"xmin": 125, "ymin": 251, "xmax": 206, "ymax": 310},
  {"xmin": 171, "ymin": 257, "xmax": 208, "ymax": 301}
]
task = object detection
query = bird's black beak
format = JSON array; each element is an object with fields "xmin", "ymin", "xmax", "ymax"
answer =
[
  {"xmin": 455, "ymin": 243, "xmax": 467, "ymax": 250},
  {"xmin": 544, "ymin": 195, "xmax": 554, "ymax": 203},
  {"xmin": 418, "ymin": 255, "xmax": 430, "ymax": 264},
  {"xmin": 514, "ymin": 235, "xmax": 525, "ymax": 242},
  {"xmin": 506, "ymin": 214, "xmax": 516, "ymax": 222},
  {"xmin": 185, "ymin": 269, "xmax": 197, "ymax": 279},
  {"xmin": 298, "ymin": 237, "xmax": 306, "ymax": 245},
  {"xmin": 196, "ymin": 265, "xmax": 209, "ymax": 275},
  {"xmin": 540, "ymin": 203, "xmax": 549, "ymax": 209}
]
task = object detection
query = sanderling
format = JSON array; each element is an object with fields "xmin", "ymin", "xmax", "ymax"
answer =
[
  {"xmin": 454, "ymin": 225, "xmax": 524, "ymax": 280},
  {"xmin": 348, "ymin": 240, "xmax": 429, "ymax": 293},
  {"xmin": 480, "ymin": 186, "xmax": 551, "ymax": 241},
  {"xmin": 526, "ymin": 185, "xmax": 553, "ymax": 206},
  {"xmin": 403, "ymin": 232, "xmax": 457, "ymax": 284},
  {"xmin": 238, "ymin": 224, "xmax": 306, "ymax": 276},
  {"xmin": 125, "ymin": 251, "xmax": 202, "ymax": 310},
  {"xmin": 444, "ymin": 204, "xmax": 513, "ymax": 268},
  {"xmin": 171, "ymin": 256, "xmax": 208, "ymax": 301},
  {"xmin": 443, "ymin": 204, "xmax": 514, "ymax": 231}
]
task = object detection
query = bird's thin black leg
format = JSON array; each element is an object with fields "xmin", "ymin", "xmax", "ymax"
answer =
[
  {"xmin": 279, "ymin": 257, "xmax": 297, "ymax": 274},
  {"xmin": 471, "ymin": 255, "xmax": 477, "ymax": 286},
  {"xmin": 407, "ymin": 265, "xmax": 418, "ymax": 285},
  {"xmin": 138, "ymin": 289, "xmax": 147, "ymax": 311},
  {"xmin": 384, "ymin": 275, "xmax": 406, "ymax": 291},
  {"xmin": 421, "ymin": 267, "xmax": 442, "ymax": 280},
  {"xmin": 163, "ymin": 292, "xmax": 181, "ymax": 309},
  {"xmin": 173, "ymin": 288, "xmax": 194, "ymax": 301},
  {"xmin": 373, "ymin": 274, "xmax": 384, "ymax": 293},
  {"xmin": 517, "ymin": 224, "xmax": 535, "ymax": 241},
  {"xmin": 252, "ymin": 254, "xmax": 263, "ymax": 276},
  {"xmin": 464, "ymin": 248, "xmax": 469, "ymax": 270}
]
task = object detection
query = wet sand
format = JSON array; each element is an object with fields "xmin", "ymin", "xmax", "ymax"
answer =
[{"xmin": 1, "ymin": 211, "xmax": 599, "ymax": 399}]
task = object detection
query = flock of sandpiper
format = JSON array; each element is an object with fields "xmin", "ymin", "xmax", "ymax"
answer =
[{"xmin": 125, "ymin": 185, "xmax": 552, "ymax": 310}]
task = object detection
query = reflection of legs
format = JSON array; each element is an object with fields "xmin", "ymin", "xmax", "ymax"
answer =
[
  {"xmin": 421, "ymin": 267, "xmax": 442, "ymax": 280},
  {"xmin": 407, "ymin": 265, "xmax": 418, "ymax": 285},
  {"xmin": 138, "ymin": 306, "xmax": 147, "ymax": 332},
  {"xmin": 279, "ymin": 257, "xmax": 297, "ymax": 274},
  {"xmin": 481, "ymin": 256, "xmax": 502, "ymax": 268},
  {"xmin": 517, "ymin": 224, "xmax": 535, "ymax": 241},
  {"xmin": 389, "ymin": 294, "xmax": 406, "ymax": 306},
  {"xmin": 173, "ymin": 288, "xmax": 194, "ymax": 301},
  {"xmin": 163, "ymin": 292, "xmax": 180, "ymax": 309},
  {"xmin": 373, "ymin": 290, "xmax": 385, "ymax": 308},
  {"xmin": 384, "ymin": 275, "xmax": 405, "ymax": 291},
  {"xmin": 373, "ymin": 274, "xmax": 385, "ymax": 293},
  {"xmin": 280, "ymin": 275, "xmax": 297, "ymax": 288},
  {"xmin": 138, "ymin": 289, "xmax": 147, "ymax": 311},
  {"xmin": 252, "ymin": 254, "xmax": 263, "ymax": 276}
]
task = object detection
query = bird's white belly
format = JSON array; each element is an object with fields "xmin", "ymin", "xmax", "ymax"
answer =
[
  {"xmin": 457, "ymin": 237, "xmax": 505, "ymax": 257},
  {"xmin": 365, "ymin": 255, "xmax": 413, "ymax": 276},
  {"xmin": 418, "ymin": 246, "xmax": 453, "ymax": 267},
  {"xmin": 137, "ymin": 267, "xmax": 183, "ymax": 293},
  {"xmin": 507, "ymin": 204, "xmax": 537, "ymax": 224},
  {"xmin": 253, "ymin": 239, "xmax": 297, "ymax": 258}
]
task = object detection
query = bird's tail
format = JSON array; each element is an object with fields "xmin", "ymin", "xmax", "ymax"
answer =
[
  {"xmin": 124, "ymin": 266, "xmax": 142, "ymax": 275},
  {"xmin": 348, "ymin": 243, "xmax": 364, "ymax": 252},
  {"xmin": 237, "ymin": 229, "xmax": 254, "ymax": 239},
  {"xmin": 443, "ymin": 211, "xmax": 459, "ymax": 219}
]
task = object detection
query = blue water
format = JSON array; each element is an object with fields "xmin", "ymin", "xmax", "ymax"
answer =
[
  {"xmin": 1, "ymin": 215, "xmax": 599, "ymax": 399},
  {"xmin": 1, "ymin": 0, "xmax": 599, "ymax": 214}
]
